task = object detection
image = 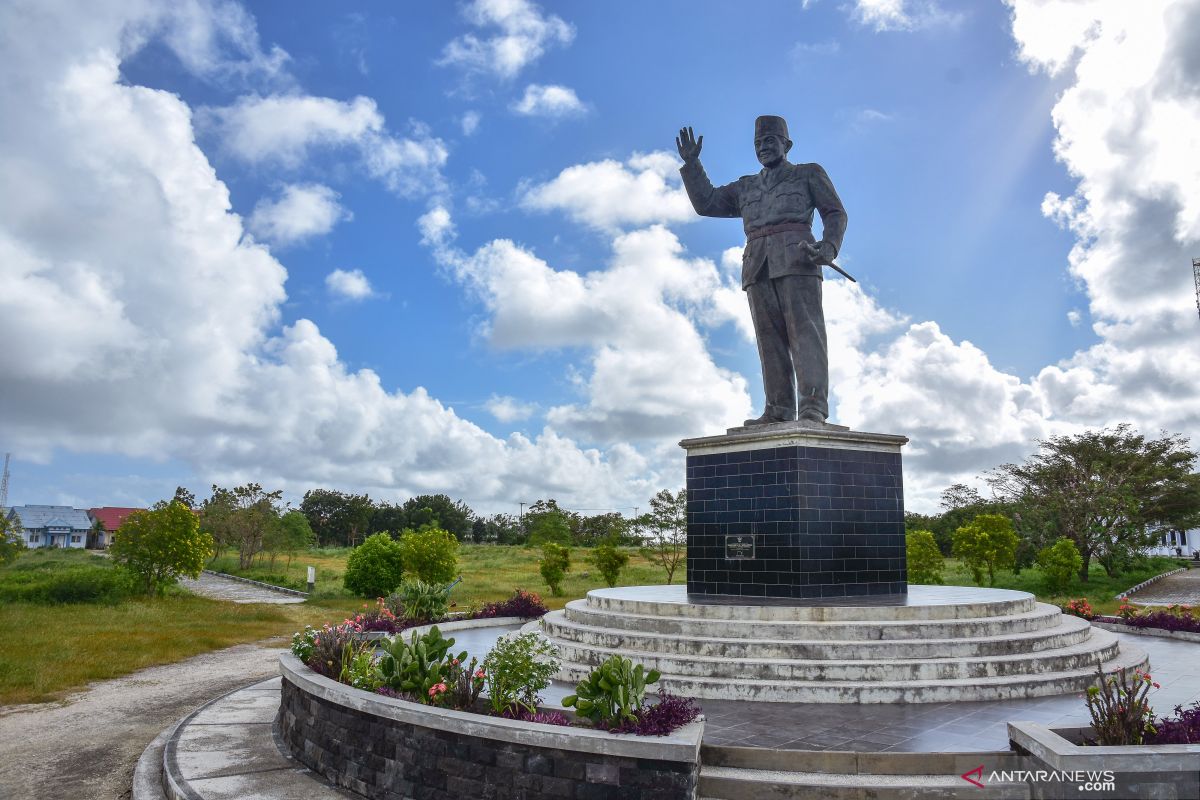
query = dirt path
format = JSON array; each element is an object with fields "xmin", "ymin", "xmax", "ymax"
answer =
[
  {"xmin": 0, "ymin": 640, "xmax": 287, "ymax": 800},
  {"xmin": 179, "ymin": 572, "xmax": 305, "ymax": 604}
]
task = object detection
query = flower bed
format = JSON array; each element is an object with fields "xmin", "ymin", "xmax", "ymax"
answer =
[{"xmin": 278, "ymin": 647, "xmax": 703, "ymax": 800}]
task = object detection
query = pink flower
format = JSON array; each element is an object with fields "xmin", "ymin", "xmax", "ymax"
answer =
[
  {"xmin": 451, "ymin": 658, "xmax": 459, "ymax": 666},
  {"xmin": 475, "ymin": 669, "xmax": 485, "ymax": 679},
  {"xmin": 428, "ymin": 683, "xmax": 447, "ymax": 698}
]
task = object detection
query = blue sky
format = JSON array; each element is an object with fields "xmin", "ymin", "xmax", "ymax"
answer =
[{"xmin": 2, "ymin": 0, "xmax": 1197, "ymax": 516}]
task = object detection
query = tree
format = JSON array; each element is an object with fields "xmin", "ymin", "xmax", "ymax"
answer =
[
  {"xmin": 474, "ymin": 513, "xmax": 522, "ymax": 545},
  {"xmin": 398, "ymin": 525, "xmax": 459, "ymax": 584},
  {"xmin": 0, "ymin": 514, "xmax": 25, "ymax": 566},
  {"xmin": 989, "ymin": 425, "xmax": 1200, "ymax": 581},
  {"xmin": 1037, "ymin": 538, "xmax": 1083, "ymax": 595},
  {"xmin": 905, "ymin": 529, "xmax": 944, "ymax": 585},
  {"xmin": 110, "ymin": 501, "xmax": 214, "ymax": 595},
  {"xmin": 172, "ymin": 486, "xmax": 197, "ymax": 509},
  {"xmin": 202, "ymin": 484, "xmax": 284, "ymax": 569},
  {"xmin": 399, "ymin": 495, "xmax": 475, "ymax": 541},
  {"xmin": 539, "ymin": 543, "xmax": 571, "ymax": 595},
  {"xmin": 343, "ymin": 533, "xmax": 405, "ymax": 598},
  {"xmin": 639, "ymin": 489, "xmax": 687, "ymax": 583},
  {"xmin": 952, "ymin": 514, "xmax": 1018, "ymax": 586},
  {"xmin": 369, "ymin": 502, "xmax": 408, "ymax": 538},
  {"xmin": 300, "ymin": 489, "xmax": 374, "ymax": 547},
  {"xmin": 265, "ymin": 510, "xmax": 315, "ymax": 570},
  {"xmin": 574, "ymin": 512, "xmax": 632, "ymax": 546},
  {"xmin": 588, "ymin": 542, "xmax": 629, "ymax": 587},
  {"xmin": 526, "ymin": 505, "xmax": 573, "ymax": 547}
]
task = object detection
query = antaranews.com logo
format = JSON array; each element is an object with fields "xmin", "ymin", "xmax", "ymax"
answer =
[{"xmin": 961, "ymin": 765, "xmax": 1117, "ymax": 793}]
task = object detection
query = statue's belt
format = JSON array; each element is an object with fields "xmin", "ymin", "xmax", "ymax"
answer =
[{"xmin": 744, "ymin": 222, "xmax": 813, "ymax": 242}]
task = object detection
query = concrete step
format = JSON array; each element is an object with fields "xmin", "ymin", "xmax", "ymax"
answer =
[
  {"xmin": 553, "ymin": 642, "xmax": 1148, "ymax": 703},
  {"xmin": 585, "ymin": 585, "xmax": 1037, "ymax": 622},
  {"xmin": 699, "ymin": 764, "xmax": 1030, "ymax": 799},
  {"xmin": 551, "ymin": 627, "xmax": 1120, "ymax": 682},
  {"xmin": 561, "ymin": 600, "xmax": 1065, "ymax": 641},
  {"xmin": 541, "ymin": 609, "xmax": 1093, "ymax": 661}
]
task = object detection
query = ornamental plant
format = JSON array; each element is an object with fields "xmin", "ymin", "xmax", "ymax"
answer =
[
  {"xmin": 387, "ymin": 579, "xmax": 451, "ymax": 623},
  {"xmin": 351, "ymin": 597, "xmax": 401, "ymax": 633},
  {"xmin": 1149, "ymin": 702, "xmax": 1200, "ymax": 744},
  {"xmin": 1084, "ymin": 665, "xmax": 1158, "ymax": 745},
  {"xmin": 377, "ymin": 625, "xmax": 465, "ymax": 703},
  {"xmin": 539, "ymin": 543, "xmax": 571, "ymax": 596},
  {"xmin": 1117, "ymin": 600, "xmax": 1139, "ymax": 621},
  {"xmin": 1062, "ymin": 598, "xmax": 1094, "ymax": 620},
  {"xmin": 444, "ymin": 655, "xmax": 486, "ymax": 710},
  {"xmin": 482, "ymin": 632, "xmax": 561, "ymax": 716},
  {"xmin": 472, "ymin": 588, "xmax": 549, "ymax": 619},
  {"xmin": 306, "ymin": 620, "xmax": 365, "ymax": 679},
  {"xmin": 610, "ymin": 692, "xmax": 702, "ymax": 736},
  {"xmin": 339, "ymin": 643, "xmax": 382, "ymax": 692},
  {"xmin": 343, "ymin": 533, "xmax": 405, "ymax": 598},
  {"xmin": 562, "ymin": 655, "xmax": 661, "ymax": 726},
  {"xmin": 1124, "ymin": 609, "xmax": 1200, "ymax": 634},
  {"xmin": 1037, "ymin": 538, "xmax": 1083, "ymax": 594}
]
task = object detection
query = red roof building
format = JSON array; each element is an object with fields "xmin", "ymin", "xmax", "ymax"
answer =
[{"xmin": 87, "ymin": 507, "xmax": 143, "ymax": 549}]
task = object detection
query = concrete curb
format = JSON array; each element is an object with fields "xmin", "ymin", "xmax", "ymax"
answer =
[
  {"xmin": 131, "ymin": 719, "xmax": 180, "ymax": 800},
  {"xmin": 1115, "ymin": 567, "xmax": 1187, "ymax": 601},
  {"xmin": 1008, "ymin": 721, "xmax": 1200, "ymax": 772},
  {"xmin": 201, "ymin": 569, "xmax": 309, "ymax": 598},
  {"xmin": 1092, "ymin": 619, "xmax": 1200, "ymax": 644}
]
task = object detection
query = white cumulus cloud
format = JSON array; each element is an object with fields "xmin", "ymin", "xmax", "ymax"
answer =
[
  {"xmin": 850, "ymin": 0, "xmax": 962, "ymax": 32},
  {"xmin": 439, "ymin": 0, "xmax": 574, "ymax": 80},
  {"xmin": 486, "ymin": 395, "xmax": 537, "ymax": 423},
  {"xmin": 248, "ymin": 183, "xmax": 349, "ymax": 246},
  {"xmin": 510, "ymin": 84, "xmax": 587, "ymax": 118},
  {"xmin": 325, "ymin": 268, "xmax": 375, "ymax": 301}
]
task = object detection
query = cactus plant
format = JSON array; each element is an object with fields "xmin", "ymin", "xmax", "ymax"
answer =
[
  {"xmin": 562, "ymin": 655, "xmax": 661, "ymax": 725},
  {"xmin": 378, "ymin": 625, "xmax": 466, "ymax": 702}
]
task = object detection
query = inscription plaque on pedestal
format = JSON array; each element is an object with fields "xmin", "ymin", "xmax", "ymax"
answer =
[{"xmin": 725, "ymin": 534, "xmax": 755, "ymax": 560}]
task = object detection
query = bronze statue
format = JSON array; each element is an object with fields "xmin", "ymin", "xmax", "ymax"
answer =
[{"xmin": 677, "ymin": 116, "xmax": 848, "ymax": 426}]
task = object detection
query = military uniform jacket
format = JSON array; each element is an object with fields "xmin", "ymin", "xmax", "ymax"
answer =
[{"xmin": 680, "ymin": 159, "xmax": 847, "ymax": 289}]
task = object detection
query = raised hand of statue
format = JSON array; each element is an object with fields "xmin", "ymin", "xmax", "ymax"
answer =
[{"xmin": 676, "ymin": 127, "xmax": 703, "ymax": 164}]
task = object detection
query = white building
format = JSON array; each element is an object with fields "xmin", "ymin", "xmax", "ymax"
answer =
[
  {"xmin": 6, "ymin": 505, "xmax": 93, "ymax": 549},
  {"xmin": 1145, "ymin": 528, "xmax": 1197, "ymax": 559}
]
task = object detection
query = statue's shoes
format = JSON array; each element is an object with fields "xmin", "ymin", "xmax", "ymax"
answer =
[{"xmin": 742, "ymin": 412, "xmax": 793, "ymax": 426}]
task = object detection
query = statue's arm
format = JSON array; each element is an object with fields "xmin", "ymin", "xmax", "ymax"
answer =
[
  {"xmin": 809, "ymin": 164, "xmax": 847, "ymax": 257},
  {"xmin": 679, "ymin": 160, "xmax": 740, "ymax": 218}
]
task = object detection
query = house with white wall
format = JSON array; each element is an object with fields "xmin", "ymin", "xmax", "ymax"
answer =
[{"xmin": 6, "ymin": 505, "xmax": 93, "ymax": 548}]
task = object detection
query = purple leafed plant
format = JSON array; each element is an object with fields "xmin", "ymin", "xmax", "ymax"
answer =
[
  {"xmin": 1149, "ymin": 703, "xmax": 1200, "ymax": 744},
  {"xmin": 1124, "ymin": 611, "xmax": 1200, "ymax": 634},
  {"xmin": 500, "ymin": 708, "xmax": 571, "ymax": 726},
  {"xmin": 472, "ymin": 589, "xmax": 549, "ymax": 619},
  {"xmin": 610, "ymin": 693, "xmax": 701, "ymax": 736}
]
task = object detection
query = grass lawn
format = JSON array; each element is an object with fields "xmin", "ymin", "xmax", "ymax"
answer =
[{"xmin": 208, "ymin": 544, "xmax": 686, "ymax": 611}]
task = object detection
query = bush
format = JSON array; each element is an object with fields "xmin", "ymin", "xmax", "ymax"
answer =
[
  {"xmin": 111, "ymin": 501, "xmax": 214, "ymax": 595},
  {"xmin": 905, "ymin": 530, "xmax": 944, "ymax": 585},
  {"xmin": 343, "ymin": 533, "xmax": 405, "ymax": 598},
  {"xmin": 610, "ymin": 692, "xmax": 702, "ymax": 736},
  {"xmin": 1149, "ymin": 702, "xmax": 1200, "ymax": 744},
  {"xmin": 481, "ymin": 631, "xmax": 560, "ymax": 716},
  {"xmin": 588, "ymin": 543, "xmax": 629, "ymax": 588},
  {"xmin": 386, "ymin": 579, "xmax": 450, "ymax": 623},
  {"xmin": 1124, "ymin": 609, "xmax": 1200, "ymax": 634},
  {"xmin": 1084, "ymin": 665, "xmax": 1158, "ymax": 745},
  {"xmin": 398, "ymin": 526, "xmax": 458, "ymax": 584},
  {"xmin": 1062, "ymin": 598, "xmax": 1094, "ymax": 619},
  {"xmin": 563, "ymin": 654, "xmax": 661, "ymax": 726},
  {"xmin": 1037, "ymin": 538, "xmax": 1083, "ymax": 594},
  {"xmin": 378, "ymin": 625, "xmax": 465, "ymax": 705},
  {"xmin": 539, "ymin": 543, "xmax": 571, "ymax": 595},
  {"xmin": 472, "ymin": 588, "xmax": 548, "ymax": 619},
  {"xmin": 952, "ymin": 514, "xmax": 1018, "ymax": 586}
]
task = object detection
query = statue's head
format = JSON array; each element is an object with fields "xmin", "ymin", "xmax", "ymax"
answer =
[{"xmin": 754, "ymin": 115, "xmax": 792, "ymax": 168}]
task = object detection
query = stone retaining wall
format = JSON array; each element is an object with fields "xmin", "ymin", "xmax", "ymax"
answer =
[{"xmin": 277, "ymin": 654, "xmax": 702, "ymax": 800}]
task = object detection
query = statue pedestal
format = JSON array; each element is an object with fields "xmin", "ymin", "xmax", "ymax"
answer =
[{"xmin": 680, "ymin": 422, "xmax": 909, "ymax": 601}]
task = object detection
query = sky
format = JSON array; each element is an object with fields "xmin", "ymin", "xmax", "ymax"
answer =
[{"xmin": 1, "ymin": 0, "xmax": 1198, "ymax": 517}]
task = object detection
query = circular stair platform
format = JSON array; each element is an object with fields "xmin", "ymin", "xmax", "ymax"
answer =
[{"xmin": 540, "ymin": 585, "xmax": 1146, "ymax": 703}]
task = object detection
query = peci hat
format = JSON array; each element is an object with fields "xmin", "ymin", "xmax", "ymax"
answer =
[{"xmin": 754, "ymin": 115, "xmax": 790, "ymax": 141}]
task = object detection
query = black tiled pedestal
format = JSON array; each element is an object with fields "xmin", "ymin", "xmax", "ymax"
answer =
[{"xmin": 681, "ymin": 424, "xmax": 909, "ymax": 601}]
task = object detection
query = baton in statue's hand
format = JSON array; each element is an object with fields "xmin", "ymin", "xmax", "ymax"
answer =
[{"xmin": 795, "ymin": 242, "xmax": 857, "ymax": 283}]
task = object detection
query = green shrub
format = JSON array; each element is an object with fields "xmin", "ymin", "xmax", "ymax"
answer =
[
  {"xmin": 387, "ymin": 578, "xmax": 450, "ymax": 622},
  {"xmin": 110, "ymin": 501, "xmax": 214, "ymax": 595},
  {"xmin": 398, "ymin": 526, "xmax": 458, "ymax": 584},
  {"xmin": 0, "ymin": 515, "xmax": 24, "ymax": 566},
  {"xmin": 539, "ymin": 543, "xmax": 570, "ymax": 595},
  {"xmin": 905, "ymin": 530, "xmax": 944, "ymax": 585},
  {"xmin": 481, "ymin": 631, "xmax": 560, "ymax": 716},
  {"xmin": 952, "ymin": 514, "xmax": 1018, "ymax": 586},
  {"xmin": 562, "ymin": 655, "xmax": 661, "ymax": 725},
  {"xmin": 1037, "ymin": 538, "xmax": 1083, "ymax": 595},
  {"xmin": 588, "ymin": 544, "xmax": 629, "ymax": 588},
  {"xmin": 343, "ymin": 533, "xmax": 405, "ymax": 598}
]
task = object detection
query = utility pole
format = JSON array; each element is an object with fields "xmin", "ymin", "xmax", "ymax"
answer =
[
  {"xmin": 0, "ymin": 453, "xmax": 9, "ymax": 508},
  {"xmin": 519, "ymin": 502, "xmax": 526, "ymax": 518},
  {"xmin": 1193, "ymin": 257, "xmax": 1199, "ymax": 321}
]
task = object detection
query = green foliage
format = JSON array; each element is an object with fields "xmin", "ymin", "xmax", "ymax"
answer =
[
  {"xmin": 0, "ymin": 549, "xmax": 137, "ymax": 603},
  {"xmin": 300, "ymin": 489, "xmax": 375, "ymax": 548},
  {"xmin": 539, "ymin": 542, "xmax": 571, "ymax": 595},
  {"xmin": 588, "ymin": 543, "xmax": 629, "ymax": 588},
  {"xmin": 527, "ymin": 508, "xmax": 573, "ymax": 547},
  {"xmin": 291, "ymin": 625, "xmax": 318, "ymax": 662},
  {"xmin": 267, "ymin": 511, "xmax": 315, "ymax": 568},
  {"xmin": 562, "ymin": 655, "xmax": 661, "ymax": 726},
  {"xmin": 905, "ymin": 530, "xmax": 944, "ymax": 585},
  {"xmin": 339, "ymin": 642, "xmax": 382, "ymax": 692},
  {"xmin": 343, "ymin": 533, "xmax": 405, "ymax": 598},
  {"xmin": 1037, "ymin": 538, "xmax": 1083, "ymax": 594},
  {"xmin": 481, "ymin": 631, "xmax": 560, "ymax": 716},
  {"xmin": 398, "ymin": 525, "xmax": 458, "ymax": 583},
  {"xmin": 111, "ymin": 501, "xmax": 215, "ymax": 595},
  {"xmin": 1085, "ymin": 665, "xmax": 1158, "ymax": 745},
  {"xmin": 397, "ymin": 495, "xmax": 475, "ymax": 541},
  {"xmin": 378, "ymin": 625, "xmax": 465, "ymax": 702},
  {"xmin": 387, "ymin": 578, "xmax": 450, "ymax": 622},
  {"xmin": 989, "ymin": 425, "xmax": 1200, "ymax": 581},
  {"xmin": 0, "ymin": 515, "xmax": 26, "ymax": 566},
  {"xmin": 952, "ymin": 513, "xmax": 1018, "ymax": 586},
  {"xmin": 200, "ymin": 483, "xmax": 284, "ymax": 569},
  {"xmin": 638, "ymin": 488, "xmax": 687, "ymax": 583}
]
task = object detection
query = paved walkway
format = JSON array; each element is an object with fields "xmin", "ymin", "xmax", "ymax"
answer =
[
  {"xmin": 179, "ymin": 571, "xmax": 305, "ymax": 604},
  {"xmin": 1127, "ymin": 568, "xmax": 1200, "ymax": 606}
]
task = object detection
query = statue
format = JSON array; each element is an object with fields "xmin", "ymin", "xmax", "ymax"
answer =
[{"xmin": 677, "ymin": 116, "xmax": 848, "ymax": 427}]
